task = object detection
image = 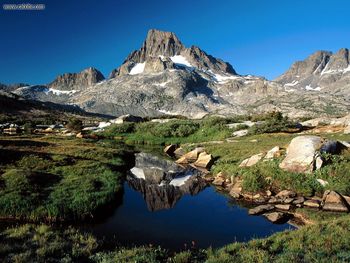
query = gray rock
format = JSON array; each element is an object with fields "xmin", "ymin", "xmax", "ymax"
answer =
[
  {"xmin": 239, "ymin": 153, "xmax": 265, "ymax": 167},
  {"xmin": 174, "ymin": 147, "xmax": 186, "ymax": 158},
  {"xmin": 276, "ymin": 190, "xmax": 297, "ymax": 199},
  {"xmin": 248, "ymin": 204, "xmax": 274, "ymax": 215},
  {"xmin": 284, "ymin": 198, "xmax": 294, "ymax": 204},
  {"xmin": 268, "ymin": 196, "xmax": 279, "ymax": 204},
  {"xmin": 304, "ymin": 199, "xmax": 321, "ymax": 208},
  {"xmin": 322, "ymin": 190, "xmax": 349, "ymax": 212},
  {"xmin": 279, "ymin": 136, "xmax": 324, "ymax": 173},
  {"xmin": 264, "ymin": 212, "xmax": 288, "ymax": 223},
  {"xmin": 113, "ymin": 114, "xmax": 144, "ymax": 124},
  {"xmin": 232, "ymin": 129, "xmax": 248, "ymax": 137},
  {"xmin": 275, "ymin": 48, "xmax": 350, "ymax": 98},
  {"xmin": 49, "ymin": 67, "xmax": 105, "ymax": 91},
  {"xmin": 275, "ymin": 204, "xmax": 291, "ymax": 211},
  {"xmin": 194, "ymin": 152, "xmax": 214, "ymax": 169},
  {"xmin": 265, "ymin": 146, "xmax": 280, "ymax": 159},
  {"xmin": 293, "ymin": 196, "xmax": 305, "ymax": 204}
]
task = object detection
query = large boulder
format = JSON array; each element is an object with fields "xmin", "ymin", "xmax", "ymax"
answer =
[
  {"xmin": 279, "ymin": 136, "xmax": 324, "ymax": 173},
  {"xmin": 239, "ymin": 153, "xmax": 264, "ymax": 167},
  {"xmin": 194, "ymin": 152, "xmax": 214, "ymax": 169},
  {"xmin": 322, "ymin": 190, "xmax": 349, "ymax": 212},
  {"xmin": 320, "ymin": 141, "xmax": 347, "ymax": 154},
  {"xmin": 176, "ymin": 147, "xmax": 205, "ymax": 164}
]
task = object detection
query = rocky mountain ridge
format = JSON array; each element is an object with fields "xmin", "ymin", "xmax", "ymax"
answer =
[
  {"xmin": 275, "ymin": 48, "xmax": 350, "ymax": 95},
  {"xmin": 3, "ymin": 29, "xmax": 350, "ymax": 118}
]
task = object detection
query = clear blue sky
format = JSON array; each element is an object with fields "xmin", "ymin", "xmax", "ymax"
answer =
[{"xmin": 1, "ymin": 0, "xmax": 349, "ymax": 85}]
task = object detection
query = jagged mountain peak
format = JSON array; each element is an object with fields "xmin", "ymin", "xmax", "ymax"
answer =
[
  {"xmin": 275, "ymin": 48, "xmax": 350, "ymax": 93},
  {"xmin": 143, "ymin": 29, "xmax": 185, "ymax": 57},
  {"xmin": 110, "ymin": 29, "xmax": 236, "ymax": 78}
]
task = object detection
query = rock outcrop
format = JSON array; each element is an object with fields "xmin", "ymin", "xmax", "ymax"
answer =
[
  {"xmin": 322, "ymin": 190, "xmax": 349, "ymax": 212},
  {"xmin": 279, "ymin": 136, "xmax": 347, "ymax": 173},
  {"xmin": 279, "ymin": 136, "xmax": 324, "ymax": 173},
  {"xmin": 275, "ymin": 48, "xmax": 350, "ymax": 97},
  {"xmin": 49, "ymin": 67, "xmax": 105, "ymax": 91},
  {"xmin": 193, "ymin": 152, "xmax": 214, "ymax": 169}
]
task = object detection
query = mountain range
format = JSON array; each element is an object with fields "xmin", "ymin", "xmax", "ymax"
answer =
[{"xmin": 2, "ymin": 29, "xmax": 350, "ymax": 119}]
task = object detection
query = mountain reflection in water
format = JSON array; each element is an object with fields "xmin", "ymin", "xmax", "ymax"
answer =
[{"xmin": 127, "ymin": 152, "xmax": 207, "ymax": 211}]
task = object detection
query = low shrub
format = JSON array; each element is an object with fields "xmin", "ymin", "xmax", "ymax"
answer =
[
  {"xmin": 103, "ymin": 122, "xmax": 135, "ymax": 136},
  {"xmin": 248, "ymin": 111, "xmax": 296, "ymax": 135}
]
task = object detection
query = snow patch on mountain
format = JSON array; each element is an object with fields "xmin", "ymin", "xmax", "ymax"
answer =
[
  {"xmin": 129, "ymin": 62, "xmax": 146, "ymax": 75},
  {"xmin": 284, "ymin": 80, "xmax": 299, "ymax": 87},
  {"xmin": 45, "ymin": 88, "xmax": 77, "ymax": 96},
  {"xmin": 305, "ymin": 85, "xmax": 321, "ymax": 91},
  {"xmin": 321, "ymin": 64, "xmax": 350, "ymax": 76},
  {"xmin": 158, "ymin": 109, "xmax": 178, "ymax": 115},
  {"xmin": 170, "ymin": 55, "xmax": 193, "ymax": 68}
]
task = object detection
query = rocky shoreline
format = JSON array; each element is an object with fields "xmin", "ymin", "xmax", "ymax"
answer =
[{"xmin": 164, "ymin": 134, "xmax": 350, "ymax": 226}]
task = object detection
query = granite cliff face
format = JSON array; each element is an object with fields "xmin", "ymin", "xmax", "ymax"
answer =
[
  {"xmin": 110, "ymin": 29, "xmax": 235, "ymax": 78},
  {"xmin": 7, "ymin": 30, "xmax": 350, "ymax": 118},
  {"xmin": 48, "ymin": 67, "xmax": 105, "ymax": 91},
  {"xmin": 275, "ymin": 48, "xmax": 350, "ymax": 94}
]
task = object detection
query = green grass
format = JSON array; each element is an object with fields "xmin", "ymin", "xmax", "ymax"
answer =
[
  {"xmin": 203, "ymin": 133, "xmax": 350, "ymax": 196},
  {"xmin": 0, "ymin": 224, "xmax": 98, "ymax": 262},
  {"xmin": 206, "ymin": 215, "xmax": 350, "ymax": 263},
  {"xmin": 102, "ymin": 117, "xmax": 236, "ymax": 145},
  {"xmin": 1, "ymin": 215, "xmax": 350, "ymax": 262},
  {"xmin": 0, "ymin": 136, "xmax": 129, "ymax": 221}
]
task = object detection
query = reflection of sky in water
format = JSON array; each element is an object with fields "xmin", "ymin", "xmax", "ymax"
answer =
[{"xmin": 83, "ymin": 152, "xmax": 295, "ymax": 251}]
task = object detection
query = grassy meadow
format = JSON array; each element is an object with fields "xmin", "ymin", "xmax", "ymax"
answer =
[{"xmin": 0, "ymin": 135, "xmax": 130, "ymax": 221}]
